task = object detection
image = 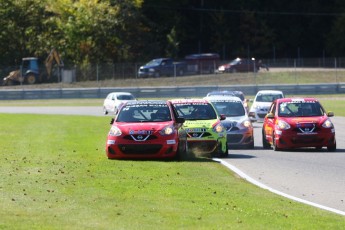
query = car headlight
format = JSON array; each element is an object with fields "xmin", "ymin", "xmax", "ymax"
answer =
[
  {"xmin": 276, "ymin": 120, "xmax": 290, "ymax": 130},
  {"xmin": 109, "ymin": 126, "xmax": 122, "ymax": 136},
  {"xmin": 242, "ymin": 120, "xmax": 252, "ymax": 128},
  {"xmin": 251, "ymin": 104, "xmax": 260, "ymax": 110},
  {"xmin": 218, "ymin": 66, "xmax": 225, "ymax": 71},
  {"xmin": 213, "ymin": 123, "xmax": 224, "ymax": 133},
  {"xmin": 160, "ymin": 125, "xmax": 175, "ymax": 135},
  {"xmin": 322, "ymin": 119, "xmax": 334, "ymax": 128}
]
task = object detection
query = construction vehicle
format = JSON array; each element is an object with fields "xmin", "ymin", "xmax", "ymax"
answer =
[{"xmin": 2, "ymin": 48, "xmax": 64, "ymax": 85}]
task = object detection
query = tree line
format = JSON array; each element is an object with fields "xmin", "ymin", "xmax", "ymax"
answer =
[{"xmin": 1, "ymin": 0, "xmax": 345, "ymax": 68}]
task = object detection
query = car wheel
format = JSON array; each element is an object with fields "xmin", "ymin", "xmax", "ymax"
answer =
[
  {"xmin": 154, "ymin": 72, "xmax": 160, "ymax": 78},
  {"xmin": 262, "ymin": 129, "xmax": 270, "ymax": 149},
  {"xmin": 175, "ymin": 141, "xmax": 188, "ymax": 161},
  {"xmin": 327, "ymin": 141, "xmax": 336, "ymax": 152},
  {"xmin": 247, "ymin": 141, "xmax": 254, "ymax": 149},
  {"xmin": 272, "ymin": 132, "xmax": 280, "ymax": 151},
  {"xmin": 231, "ymin": 68, "xmax": 237, "ymax": 73},
  {"xmin": 213, "ymin": 142, "xmax": 228, "ymax": 158},
  {"xmin": 103, "ymin": 107, "xmax": 108, "ymax": 115}
]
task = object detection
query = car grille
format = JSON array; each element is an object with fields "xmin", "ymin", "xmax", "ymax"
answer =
[
  {"xmin": 293, "ymin": 123, "xmax": 319, "ymax": 133},
  {"xmin": 118, "ymin": 144, "xmax": 162, "ymax": 154},
  {"xmin": 123, "ymin": 135, "xmax": 157, "ymax": 141},
  {"xmin": 227, "ymin": 134, "xmax": 243, "ymax": 143},
  {"xmin": 224, "ymin": 122, "xmax": 240, "ymax": 132},
  {"xmin": 291, "ymin": 136, "xmax": 324, "ymax": 144},
  {"xmin": 257, "ymin": 113, "xmax": 267, "ymax": 118},
  {"xmin": 187, "ymin": 132, "xmax": 212, "ymax": 138}
]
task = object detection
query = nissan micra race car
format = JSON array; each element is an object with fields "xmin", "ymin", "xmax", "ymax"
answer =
[
  {"xmin": 262, "ymin": 97, "xmax": 336, "ymax": 151},
  {"xmin": 170, "ymin": 99, "xmax": 228, "ymax": 157},
  {"xmin": 105, "ymin": 100, "xmax": 187, "ymax": 159},
  {"xmin": 205, "ymin": 95, "xmax": 254, "ymax": 149}
]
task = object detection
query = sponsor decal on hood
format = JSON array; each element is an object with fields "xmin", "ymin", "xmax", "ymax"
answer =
[{"xmin": 183, "ymin": 119, "xmax": 217, "ymax": 128}]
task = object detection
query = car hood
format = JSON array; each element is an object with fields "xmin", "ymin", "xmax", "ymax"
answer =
[
  {"xmin": 183, "ymin": 119, "xmax": 218, "ymax": 129},
  {"xmin": 115, "ymin": 121, "xmax": 173, "ymax": 133},
  {"xmin": 222, "ymin": 116, "xmax": 247, "ymax": 123},
  {"xmin": 282, "ymin": 116, "xmax": 327, "ymax": 126},
  {"xmin": 140, "ymin": 63, "xmax": 159, "ymax": 69},
  {"xmin": 250, "ymin": 102, "xmax": 272, "ymax": 109}
]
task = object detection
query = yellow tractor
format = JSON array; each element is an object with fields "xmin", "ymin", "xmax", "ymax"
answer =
[{"xmin": 2, "ymin": 48, "xmax": 64, "ymax": 85}]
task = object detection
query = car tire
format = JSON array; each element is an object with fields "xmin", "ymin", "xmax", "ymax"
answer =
[
  {"xmin": 327, "ymin": 141, "xmax": 336, "ymax": 152},
  {"xmin": 262, "ymin": 129, "xmax": 271, "ymax": 149},
  {"xmin": 247, "ymin": 141, "xmax": 254, "ymax": 149},
  {"xmin": 154, "ymin": 72, "xmax": 160, "ymax": 78},
  {"xmin": 272, "ymin": 132, "xmax": 281, "ymax": 151},
  {"xmin": 231, "ymin": 68, "xmax": 237, "ymax": 73},
  {"xmin": 175, "ymin": 140, "xmax": 188, "ymax": 161},
  {"xmin": 213, "ymin": 142, "xmax": 228, "ymax": 158}
]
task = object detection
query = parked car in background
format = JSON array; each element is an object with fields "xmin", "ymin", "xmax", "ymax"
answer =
[
  {"xmin": 249, "ymin": 90, "xmax": 284, "ymax": 122},
  {"xmin": 217, "ymin": 57, "xmax": 269, "ymax": 73},
  {"xmin": 262, "ymin": 97, "xmax": 336, "ymax": 151},
  {"xmin": 206, "ymin": 90, "xmax": 249, "ymax": 112},
  {"xmin": 137, "ymin": 58, "xmax": 187, "ymax": 78},
  {"xmin": 103, "ymin": 92, "xmax": 136, "ymax": 115},
  {"xmin": 138, "ymin": 53, "xmax": 220, "ymax": 78},
  {"xmin": 205, "ymin": 95, "xmax": 254, "ymax": 149},
  {"xmin": 217, "ymin": 58, "xmax": 258, "ymax": 73},
  {"xmin": 105, "ymin": 100, "xmax": 187, "ymax": 159},
  {"xmin": 170, "ymin": 98, "xmax": 228, "ymax": 157}
]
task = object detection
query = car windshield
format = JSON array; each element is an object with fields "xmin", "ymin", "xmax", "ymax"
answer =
[
  {"xmin": 145, "ymin": 59, "xmax": 161, "ymax": 66},
  {"xmin": 116, "ymin": 102, "xmax": 171, "ymax": 122},
  {"xmin": 278, "ymin": 101, "xmax": 324, "ymax": 117},
  {"xmin": 212, "ymin": 101, "xmax": 245, "ymax": 117},
  {"xmin": 173, "ymin": 103, "xmax": 217, "ymax": 120},
  {"xmin": 230, "ymin": 59, "xmax": 241, "ymax": 65},
  {"xmin": 117, "ymin": 94, "xmax": 135, "ymax": 100},
  {"xmin": 256, "ymin": 94, "xmax": 283, "ymax": 102}
]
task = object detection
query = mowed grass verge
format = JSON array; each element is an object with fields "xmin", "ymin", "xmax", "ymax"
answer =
[{"xmin": 0, "ymin": 113, "xmax": 344, "ymax": 229}]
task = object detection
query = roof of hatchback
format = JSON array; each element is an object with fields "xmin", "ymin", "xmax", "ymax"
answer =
[
  {"xmin": 257, "ymin": 90, "xmax": 283, "ymax": 94},
  {"xmin": 126, "ymin": 100, "xmax": 167, "ymax": 105},
  {"xmin": 170, "ymin": 98, "xmax": 209, "ymax": 104},
  {"xmin": 276, "ymin": 97, "xmax": 317, "ymax": 103},
  {"xmin": 204, "ymin": 95, "xmax": 242, "ymax": 102}
]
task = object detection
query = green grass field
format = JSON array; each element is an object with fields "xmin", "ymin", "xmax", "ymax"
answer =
[{"xmin": 1, "ymin": 99, "xmax": 345, "ymax": 229}]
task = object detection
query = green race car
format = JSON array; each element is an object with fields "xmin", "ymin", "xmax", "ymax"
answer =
[{"xmin": 170, "ymin": 99, "xmax": 228, "ymax": 157}]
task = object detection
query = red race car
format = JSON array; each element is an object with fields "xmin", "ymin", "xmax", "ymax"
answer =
[
  {"xmin": 262, "ymin": 98, "xmax": 336, "ymax": 151},
  {"xmin": 106, "ymin": 100, "xmax": 187, "ymax": 159}
]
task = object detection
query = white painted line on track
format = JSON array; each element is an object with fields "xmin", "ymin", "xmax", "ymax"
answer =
[{"xmin": 213, "ymin": 158, "xmax": 345, "ymax": 216}]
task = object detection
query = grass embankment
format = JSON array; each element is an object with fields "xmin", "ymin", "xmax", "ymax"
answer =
[
  {"xmin": 0, "ymin": 114, "xmax": 344, "ymax": 229},
  {"xmin": 2, "ymin": 68, "xmax": 345, "ymax": 89}
]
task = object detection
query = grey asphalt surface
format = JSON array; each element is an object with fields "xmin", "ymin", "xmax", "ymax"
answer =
[
  {"xmin": 1, "ymin": 106, "xmax": 344, "ymax": 213},
  {"xmin": 224, "ymin": 116, "xmax": 345, "ymax": 213}
]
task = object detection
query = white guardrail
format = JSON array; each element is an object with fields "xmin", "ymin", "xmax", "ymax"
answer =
[{"xmin": 0, "ymin": 83, "xmax": 345, "ymax": 100}]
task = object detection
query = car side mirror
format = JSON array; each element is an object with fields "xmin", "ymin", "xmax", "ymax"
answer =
[
  {"xmin": 176, "ymin": 117, "xmax": 185, "ymax": 124},
  {"xmin": 327, "ymin": 111, "xmax": 334, "ymax": 117},
  {"xmin": 220, "ymin": 114, "xmax": 226, "ymax": 120},
  {"xmin": 110, "ymin": 118, "xmax": 114, "ymax": 125},
  {"xmin": 266, "ymin": 113, "xmax": 275, "ymax": 119}
]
